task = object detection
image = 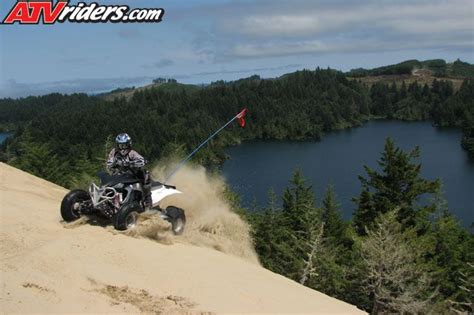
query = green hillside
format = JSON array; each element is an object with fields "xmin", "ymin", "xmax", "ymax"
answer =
[
  {"xmin": 1, "ymin": 67, "xmax": 473, "ymax": 187},
  {"xmin": 101, "ymin": 82, "xmax": 202, "ymax": 101},
  {"xmin": 347, "ymin": 59, "xmax": 474, "ymax": 78}
]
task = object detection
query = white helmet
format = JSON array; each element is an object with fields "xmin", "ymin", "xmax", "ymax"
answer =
[{"xmin": 115, "ymin": 133, "xmax": 132, "ymax": 155}]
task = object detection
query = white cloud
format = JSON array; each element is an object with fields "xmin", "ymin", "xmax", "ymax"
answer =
[
  {"xmin": 206, "ymin": 0, "xmax": 474, "ymax": 59},
  {"xmin": 193, "ymin": 63, "xmax": 301, "ymax": 76},
  {"xmin": 238, "ymin": 15, "xmax": 322, "ymax": 36},
  {"xmin": 227, "ymin": 36, "xmax": 473, "ymax": 59},
  {"xmin": 143, "ymin": 58, "xmax": 174, "ymax": 68},
  {"xmin": 232, "ymin": 40, "xmax": 329, "ymax": 58},
  {"xmin": 222, "ymin": 0, "xmax": 473, "ymax": 37}
]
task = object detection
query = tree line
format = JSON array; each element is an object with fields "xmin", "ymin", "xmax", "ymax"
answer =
[
  {"xmin": 0, "ymin": 68, "xmax": 472, "ymax": 189},
  {"xmin": 347, "ymin": 58, "xmax": 474, "ymax": 78}
]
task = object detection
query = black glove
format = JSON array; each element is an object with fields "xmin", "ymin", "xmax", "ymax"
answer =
[
  {"xmin": 115, "ymin": 158, "xmax": 129, "ymax": 167},
  {"xmin": 130, "ymin": 160, "xmax": 146, "ymax": 169}
]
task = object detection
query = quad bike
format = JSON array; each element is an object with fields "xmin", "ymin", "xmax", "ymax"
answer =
[{"xmin": 60, "ymin": 170, "xmax": 186, "ymax": 233}]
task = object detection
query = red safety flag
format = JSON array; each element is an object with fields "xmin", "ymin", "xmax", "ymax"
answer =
[
  {"xmin": 236, "ymin": 108, "xmax": 248, "ymax": 128},
  {"xmin": 166, "ymin": 107, "xmax": 249, "ymax": 181}
]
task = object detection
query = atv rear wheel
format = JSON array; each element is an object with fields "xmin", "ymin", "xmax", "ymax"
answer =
[
  {"xmin": 115, "ymin": 202, "xmax": 142, "ymax": 231},
  {"xmin": 165, "ymin": 206, "xmax": 186, "ymax": 235},
  {"xmin": 60, "ymin": 189, "xmax": 91, "ymax": 222}
]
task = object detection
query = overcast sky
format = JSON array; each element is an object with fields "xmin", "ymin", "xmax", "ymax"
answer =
[{"xmin": 1, "ymin": 0, "xmax": 473, "ymax": 98}]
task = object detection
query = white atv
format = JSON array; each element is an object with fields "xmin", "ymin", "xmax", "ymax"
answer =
[{"xmin": 60, "ymin": 170, "xmax": 186, "ymax": 233}]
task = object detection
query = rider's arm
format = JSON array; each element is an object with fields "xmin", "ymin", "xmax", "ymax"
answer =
[
  {"xmin": 106, "ymin": 149, "xmax": 117, "ymax": 173},
  {"xmin": 128, "ymin": 150, "xmax": 146, "ymax": 169}
]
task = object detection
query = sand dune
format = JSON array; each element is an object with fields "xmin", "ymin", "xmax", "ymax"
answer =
[{"xmin": 0, "ymin": 162, "xmax": 365, "ymax": 314}]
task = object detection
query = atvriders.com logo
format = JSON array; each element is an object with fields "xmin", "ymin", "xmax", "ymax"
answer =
[{"xmin": 2, "ymin": 0, "xmax": 165, "ymax": 24}]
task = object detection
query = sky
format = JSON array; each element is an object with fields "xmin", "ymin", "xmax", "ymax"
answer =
[{"xmin": 0, "ymin": 0, "xmax": 473, "ymax": 98}]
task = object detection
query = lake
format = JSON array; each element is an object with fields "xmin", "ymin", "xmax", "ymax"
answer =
[
  {"xmin": 0, "ymin": 132, "xmax": 11, "ymax": 144},
  {"xmin": 222, "ymin": 121, "xmax": 474, "ymax": 228}
]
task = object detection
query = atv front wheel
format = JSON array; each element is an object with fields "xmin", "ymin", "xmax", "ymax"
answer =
[
  {"xmin": 60, "ymin": 189, "xmax": 91, "ymax": 222},
  {"xmin": 115, "ymin": 202, "xmax": 142, "ymax": 231},
  {"xmin": 165, "ymin": 206, "xmax": 186, "ymax": 235}
]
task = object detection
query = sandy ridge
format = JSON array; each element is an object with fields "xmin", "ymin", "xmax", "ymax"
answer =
[{"xmin": 0, "ymin": 162, "xmax": 365, "ymax": 314}]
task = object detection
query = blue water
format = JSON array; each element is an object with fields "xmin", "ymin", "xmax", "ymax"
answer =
[
  {"xmin": 0, "ymin": 132, "xmax": 11, "ymax": 144},
  {"xmin": 222, "ymin": 121, "xmax": 474, "ymax": 228}
]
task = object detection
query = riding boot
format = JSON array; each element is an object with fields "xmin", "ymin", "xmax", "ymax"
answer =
[
  {"xmin": 138, "ymin": 169, "xmax": 153, "ymax": 210},
  {"xmin": 144, "ymin": 195, "xmax": 153, "ymax": 209},
  {"xmin": 142, "ymin": 183, "xmax": 152, "ymax": 209}
]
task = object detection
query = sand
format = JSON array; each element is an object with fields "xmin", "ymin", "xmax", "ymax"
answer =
[{"xmin": 0, "ymin": 162, "xmax": 365, "ymax": 314}]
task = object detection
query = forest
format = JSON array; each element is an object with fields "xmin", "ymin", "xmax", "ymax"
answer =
[
  {"xmin": 0, "ymin": 66, "xmax": 473, "ymax": 313},
  {"xmin": 1, "ymin": 68, "xmax": 473, "ymax": 188},
  {"xmin": 247, "ymin": 139, "xmax": 473, "ymax": 313},
  {"xmin": 347, "ymin": 58, "xmax": 474, "ymax": 78}
]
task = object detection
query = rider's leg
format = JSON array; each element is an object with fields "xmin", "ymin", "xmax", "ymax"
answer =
[{"xmin": 142, "ymin": 170, "xmax": 153, "ymax": 209}]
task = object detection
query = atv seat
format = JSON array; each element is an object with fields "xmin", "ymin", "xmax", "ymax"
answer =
[
  {"xmin": 151, "ymin": 180, "xmax": 177, "ymax": 190},
  {"xmin": 98, "ymin": 171, "xmax": 140, "ymax": 187},
  {"xmin": 151, "ymin": 180, "xmax": 163, "ymax": 188}
]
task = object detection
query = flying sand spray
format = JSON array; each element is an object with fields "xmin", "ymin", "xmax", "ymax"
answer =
[{"xmin": 135, "ymin": 107, "xmax": 258, "ymax": 262}]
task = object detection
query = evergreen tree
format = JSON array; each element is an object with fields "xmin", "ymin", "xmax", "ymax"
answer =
[
  {"xmin": 252, "ymin": 188, "xmax": 295, "ymax": 275},
  {"xmin": 282, "ymin": 169, "xmax": 318, "ymax": 233},
  {"xmin": 400, "ymin": 81, "xmax": 408, "ymax": 98},
  {"xmin": 428, "ymin": 211, "xmax": 474, "ymax": 306},
  {"xmin": 299, "ymin": 219, "xmax": 325, "ymax": 286},
  {"xmin": 11, "ymin": 133, "xmax": 70, "ymax": 186},
  {"xmin": 353, "ymin": 138, "xmax": 440, "ymax": 233},
  {"xmin": 358, "ymin": 210, "xmax": 435, "ymax": 314},
  {"xmin": 321, "ymin": 184, "xmax": 345, "ymax": 243},
  {"xmin": 447, "ymin": 262, "xmax": 473, "ymax": 314},
  {"xmin": 281, "ymin": 169, "xmax": 322, "ymax": 281},
  {"xmin": 353, "ymin": 189, "xmax": 375, "ymax": 235}
]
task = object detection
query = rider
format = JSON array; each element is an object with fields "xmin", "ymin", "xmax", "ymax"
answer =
[{"xmin": 106, "ymin": 133, "xmax": 153, "ymax": 209}]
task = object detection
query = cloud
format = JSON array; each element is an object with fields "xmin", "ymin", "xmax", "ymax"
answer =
[
  {"xmin": 236, "ymin": 15, "xmax": 322, "ymax": 37},
  {"xmin": 143, "ymin": 58, "xmax": 174, "ymax": 68},
  {"xmin": 226, "ymin": 36, "xmax": 474, "ymax": 59},
  {"xmin": 230, "ymin": 41, "xmax": 329, "ymax": 58},
  {"xmin": 219, "ymin": 0, "xmax": 473, "ymax": 37},
  {"xmin": 3, "ymin": 0, "xmax": 472, "ymax": 98},
  {"xmin": 193, "ymin": 64, "xmax": 301, "ymax": 76},
  {"xmin": 186, "ymin": 0, "xmax": 474, "ymax": 60},
  {"xmin": 0, "ymin": 77, "xmax": 153, "ymax": 99}
]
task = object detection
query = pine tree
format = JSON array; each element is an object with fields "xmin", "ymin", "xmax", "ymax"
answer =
[
  {"xmin": 300, "ymin": 221, "xmax": 325, "ymax": 285},
  {"xmin": 12, "ymin": 134, "xmax": 70, "ymax": 186},
  {"xmin": 252, "ymin": 188, "xmax": 296, "ymax": 276},
  {"xmin": 353, "ymin": 137, "xmax": 440, "ymax": 233},
  {"xmin": 353, "ymin": 189, "xmax": 375, "ymax": 235},
  {"xmin": 321, "ymin": 184, "xmax": 345, "ymax": 242},
  {"xmin": 282, "ymin": 169, "xmax": 317, "ymax": 233},
  {"xmin": 429, "ymin": 211, "xmax": 474, "ymax": 304},
  {"xmin": 448, "ymin": 262, "xmax": 473, "ymax": 314},
  {"xmin": 69, "ymin": 152, "xmax": 100, "ymax": 189},
  {"xmin": 358, "ymin": 210, "xmax": 435, "ymax": 314},
  {"xmin": 281, "ymin": 169, "xmax": 322, "ymax": 281},
  {"xmin": 400, "ymin": 81, "xmax": 408, "ymax": 99}
]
